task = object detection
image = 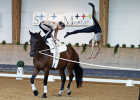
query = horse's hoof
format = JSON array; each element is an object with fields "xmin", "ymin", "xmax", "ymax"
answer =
[
  {"xmin": 58, "ymin": 94, "xmax": 61, "ymax": 96},
  {"xmin": 41, "ymin": 93, "xmax": 47, "ymax": 98},
  {"xmin": 67, "ymin": 91, "xmax": 71, "ymax": 95},
  {"xmin": 33, "ymin": 90, "xmax": 38, "ymax": 96},
  {"xmin": 58, "ymin": 90, "xmax": 63, "ymax": 96}
]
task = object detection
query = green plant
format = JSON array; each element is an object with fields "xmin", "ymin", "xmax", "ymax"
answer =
[
  {"xmin": 114, "ymin": 44, "xmax": 119, "ymax": 54},
  {"xmin": 106, "ymin": 43, "xmax": 110, "ymax": 48},
  {"xmin": 2, "ymin": 40, "xmax": 6, "ymax": 45},
  {"xmin": 81, "ymin": 44, "xmax": 87, "ymax": 54},
  {"xmin": 61, "ymin": 42, "xmax": 64, "ymax": 44},
  {"xmin": 17, "ymin": 60, "xmax": 24, "ymax": 67},
  {"xmin": 75, "ymin": 43, "xmax": 79, "ymax": 47},
  {"xmin": 138, "ymin": 44, "xmax": 140, "ymax": 49},
  {"xmin": 16, "ymin": 41, "xmax": 20, "ymax": 45},
  {"xmin": 68, "ymin": 43, "xmax": 72, "ymax": 46},
  {"xmin": 23, "ymin": 41, "xmax": 28, "ymax": 51},
  {"xmin": 122, "ymin": 44, "xmax": 126, "ymax": 48},
  {"xmin": 131, "ymin": 44, "xmax": 135, "ymax": 49}
]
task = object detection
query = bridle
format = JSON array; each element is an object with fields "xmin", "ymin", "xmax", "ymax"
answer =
[{"xmin": 30, "ymin": 37, "xmax": 40, "ymax": 53}]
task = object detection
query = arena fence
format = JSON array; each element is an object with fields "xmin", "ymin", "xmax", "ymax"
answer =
[
  {"xmin": 0, "ymin": 49, "xmax": 140, "ymax": 87},
  {"xmin": 0, "ymin": 72, "xmax": 140, "ymax": 87}
]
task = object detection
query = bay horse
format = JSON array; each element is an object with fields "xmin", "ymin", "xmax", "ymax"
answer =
[{"xmin": 29, "ymin": 31, "xmax": 83, "ymax": 98}]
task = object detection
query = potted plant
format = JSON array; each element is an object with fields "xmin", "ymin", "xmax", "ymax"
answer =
[
  {"xmin": 106, "ymin": 43, "xmax": 110, "ymax": 48},
  {"xmin": 81, "ymin": 44, "xmax": 87, "ymax": 54},
  {"xmin": 2, "ymin": 40, "xmax": 6, "ymax": 45},
  {"xmin": 16, "ymin": 41, "xmax": 20, "ymax": 45},
  {"xmin": 16, "ymin": 60, "xmax": 24, "ymax": 80},
  {"xmin": 122, "ymin": 44, "xmax": 126, "ymax": 48},
  {"xmin": 114, "ymin": 44, "xmax": 119, "ymax": 54},
  {"xmin": 23, "ymin": 41, "xmax": 28, "ymax": 51},
  {"xmin": 61, "ymin": 42, "xmax": 64, "ymax": 44},
  {"xmin": 75, "ymin": 43, "xmax": 79, "ymax": 47},
  {"xmin": 131, "ymin": 44, "xmax": 135, "ymax": 49},
  {"xmin": 17, "ymin": 60, "xmax": 24, "ymax": 67},
  {"xmin": 138, "ymin": 44, "xmax": 140, "ymax": 49},
  {"xmin": 68, "ymin": 43, "xmax": 72, "ymax": 46}
]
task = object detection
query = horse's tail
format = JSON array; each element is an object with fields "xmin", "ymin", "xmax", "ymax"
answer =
[{"xmin": 73, "ymin": 55, "xmax": 83, "ymax": 88}]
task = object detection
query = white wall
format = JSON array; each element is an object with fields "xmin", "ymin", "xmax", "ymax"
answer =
[
  {"xmin": 108, "ymin": 0, "xmax": 140, "ymax": 47},
  {"xmin": 0, "ymin": 0, "xmax": 139, "ymax": 47},
  {"xmin": 0, "ymin": 0, "xmax": 12, "ymax": 43},
  {"xmin": 20, "ymin": 0, "xmax": 99, "ymax": 45}
]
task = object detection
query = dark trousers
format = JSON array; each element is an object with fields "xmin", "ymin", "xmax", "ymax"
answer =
[
  {"xmin": 39, "ymin": 23, "xmax": 52, "ymax": 40},
  {"xmin": 67, "ymin": 3, "xmax": 101, "ymax": 35}
]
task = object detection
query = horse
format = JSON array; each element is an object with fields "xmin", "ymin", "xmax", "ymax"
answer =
[
  {"xmin": 87, "ymin": 33, "xmax": 103, "ymax": 59},
  {"xmin": 29, "ymin": 31, "xmax": 83, "ymax": 98}
]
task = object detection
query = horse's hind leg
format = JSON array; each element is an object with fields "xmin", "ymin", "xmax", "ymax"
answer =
[
  {"xmin": 58, "ymin": 69, "xmax": 66, "ymax": 96},
  {"xmin": 30, "ymin": 68, "xmax": 40, "ymax": 96},
  {"xmin": 66, "ymin": 67, "xmax": 74, "ymax": 95}
]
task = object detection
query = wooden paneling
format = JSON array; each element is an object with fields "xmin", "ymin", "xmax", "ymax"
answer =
[
  {"xmin": 12, "ymin": 0, "xmax": 21, "ymax": 44},
  {"xmin": 99, "ymin": 0, "xmax": 109, "ymax": 46}
]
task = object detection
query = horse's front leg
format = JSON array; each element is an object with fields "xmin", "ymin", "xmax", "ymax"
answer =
[
  {"xmin": 30, "ymin": 68, "xmax": 40, "ymax": 96},
  {"xmin": 58, "ymin": 69, "xmax": 66, "ymax": 96},
  {"xmin": 42, "ymin": 69, "xmax": 49, "ymax": 98}
]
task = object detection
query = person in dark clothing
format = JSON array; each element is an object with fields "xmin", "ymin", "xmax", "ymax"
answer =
[
  {"xmin": 64, "ymin": 2, "xmax": 101, "ymax": 38},
  {"xmin": 39, "ymin": 21, "xmax": 65, "ymax": 42},
  {"xmin": 64, "ymin": 2, "xmax": 103, "ymax": 59}
]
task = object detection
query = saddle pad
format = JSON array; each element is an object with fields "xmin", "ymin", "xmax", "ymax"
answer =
[
  {"xmin": 51, "ymin": 48, "xmax": 59, "ymax": 69},
  {"xmin": 46, "ymin": 38, "xmax": 67, "ymax": 53},
  {"xmin": 46, "ymin": 38, "xmax": 67, "ymax": 68}
]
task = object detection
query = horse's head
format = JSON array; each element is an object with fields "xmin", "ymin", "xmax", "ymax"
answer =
[{"xmin": 29, "ymin": 31, "xmax": 41, "ymax": 57}]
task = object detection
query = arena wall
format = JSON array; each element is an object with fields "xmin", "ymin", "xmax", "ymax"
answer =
[
  {"xmin": 108, "ymin": 0, "xmax": 140, "ymax": 47},
  {"xmin": 0, "ymin": 44, "xmax": 139, "ymax": 70},
  {"xmin": 0, "ymin": 0, "xmax": 140, "ymax": 47},
  {"xmin": 0, "ymin": 0, "xmax": 12, "ymax": 43}
]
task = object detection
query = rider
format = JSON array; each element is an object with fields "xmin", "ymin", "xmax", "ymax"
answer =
[
  {"xmin": 64, "ymin": 2, "xmax": 103, "ymax": 59},
  {"xmin": 39, "ymin": 21, "xmax": 65, "ymax": 43},
  {"xmin": 39, "ymin": 21, "xmax": 65, "ymax": 68}
]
